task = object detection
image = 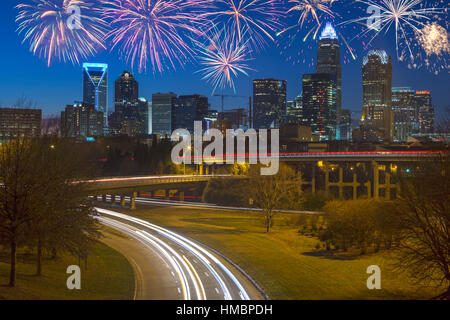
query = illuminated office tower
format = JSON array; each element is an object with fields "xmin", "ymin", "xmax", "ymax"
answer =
[
  {"xmin": 302, "ymin": 73, "xmax": 337, "ymax": 140},
  {"xmin": 361, "ymin": 50, "xmax": 392, "ymax": 142},
  {"xmin": 82, "ymin": 63, "xmax": 108, "ymax": 132},
  {"xmin": 253, "ymin": 78, "xmax": 287, "ymax": 129},
  {"xmin": 316, "ymin": 22, "xmax": 342, "ymax": 122},
  {"xmin": 392, "ymin": 87, "xmax": 417, "ymax": 142},
  {"xmin": 414, "ymin": 90, "xmax": 434, "ymax": 133}
]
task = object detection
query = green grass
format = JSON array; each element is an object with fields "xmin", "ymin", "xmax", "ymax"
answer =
[
  {"xmin": 110, "ymin": 203, "xmax": 442, "ymax": 300},
  {"xmin": 0, "ymin": 241, "xmax": 134, "ymax": 300}
]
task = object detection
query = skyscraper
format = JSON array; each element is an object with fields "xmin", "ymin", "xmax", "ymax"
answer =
[
  {"xmin": 392, "ymin": 87, "xmax": 417, "ymax": 142},
  {"xmin": 110, "ymin": 70, "xmax": 144, "ymax": 136},
  {"xmin": 152, "ymin": 92, "xmax": 177, "ymax": 135},
  {"xmin": 361, "ymin": 50, "xmax": 393, "ymax": 142},
  {"xmin": 173, "ymin": 94, "xmax": 209, "ymax": 132},
  {"xmin": 115, "ymin": 70, "xmax": 139, "ymax": 105},
  {"xmin": 415, "ymin": 90, "xmax": 434, "ymax": 133},
  {"xmin": 316, "ymin": 22, "xmax": 342, "ymax": 122},
  {"xmin": 302, "ymin": 73, "xmax": 338, "ymax": 140},
  {"xmin": 253, "ymin": 78, "xmax": 287, "ymax": 129},
  {"xmin": 82, "ymin": 63, "xmax": 108, "ymax": 132},
  {"xmin": 61, "ymin": 102, "xmax": 103, "ymax": 139},
  {"xmin": 0, "ymin": 108, "xmax": 41, "ymax": 143}
]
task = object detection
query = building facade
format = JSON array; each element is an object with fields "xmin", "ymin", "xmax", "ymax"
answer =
[
  {"xmin": 316, "ymin": 22, "xmax": 342, "ymax": 123},
  {"xmin": 415, "ymin": 90, "xmax": 434, "ymax": 133},
  {"xmin": 0, "ymin": 108, "xmax": 41, "ymax": 143},
  {"xmin": 302, "ymin": 73, "xmax": 338, "ymax": 140},
  {"xmin": 361, "ymin": 50, "xmax": 393, "ymax": 142},
  {"xmin": 152, "ymin": 92, "xmax": 177, "ymax": 135},
  {"xmin": 61, "ymin": 102, "xmax": 103, "ymax": 139},
  {"xmin": 253, "ymin": 79, "xmax": 287, "ymax": 129},
  {"xmin": 82, "ymin": 63, "xmax": 108, "ymax": 132},
  {"xmin": 173, "ymin": 94, "xmax": 209, "ymax": 133},
  {"xmin": 392, "ymin": 87, "xmax": 417, "ymax": 142}
]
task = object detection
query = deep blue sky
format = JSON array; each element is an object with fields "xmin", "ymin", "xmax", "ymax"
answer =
[{"xmin": 0, "ymin": 0, "xmax": 448, "ymax": 118}]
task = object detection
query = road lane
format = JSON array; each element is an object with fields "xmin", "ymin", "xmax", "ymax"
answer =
[{"xmin": 95, "ymin": 207, "xmax": 256, "ymax": 300}]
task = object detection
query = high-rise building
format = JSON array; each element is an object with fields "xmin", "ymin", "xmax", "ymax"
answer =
[
  {"xmin": 0, "ymin": 108, "xmax": 41, "ymax": 143},
  {"xmin": 415, "ymin": 90, "xmax": 434, "ymax": 133},
  {"xmin": 302, "ymin": 73, "xmax": 338, "ymax": 140},
  {"xmin": 361, "ymin": 50, "xmax": 393, "ymax": 142},
  {"xmin": 173, "ymin": 94, "xmax": 209, "ymax": 132},
  {"xmin": 82, "ymin": 63, "xmax": 108, "ymax": 132},
  {"xmin": 316, "ymin": 22, "xmax": 342, "ymax": 122},
  {"xmin": 218, "ymin": 108, "xmax": 248, "ymax": 130},
  {"xmin": 110, "ymin": 71, "xmax": 146, "ymax": 136},
  {"xmin": 253, "ymin": 78, "xmax": 287, "ymax": 129},
  {"xmin": 392, "ymin": 87, "xmax": 417, "ymax": 142},
  {"xmin": 152, "ymin": 92, "xmax": 177, "ymax": 135},
  {"xmin": 285, "ymin": 97, "xmax": 303, "ymax": 125},
  {"xmin": 338, "ymin": 109, "xmax": 352, "ymax": 141},
  {"xmin": 61, "ymin": 102, "xmax": 103, "ymax": 139},
  {"xmin": 114, "ymin": 70, "xmax": 139, "ymax": 104}
]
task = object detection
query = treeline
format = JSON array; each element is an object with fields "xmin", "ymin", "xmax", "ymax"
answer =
[
  {"xmin": 319, "ymin": 199, "xmax": 398, "ymax": 254},
  {"xmin": 0, "ymin": 137, "xmax": 99, "ymax": 287}
]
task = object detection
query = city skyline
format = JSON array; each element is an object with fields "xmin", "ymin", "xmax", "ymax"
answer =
[{"xmin": 0, "ymin": 2, "xmax": 448, "ymax": 119}]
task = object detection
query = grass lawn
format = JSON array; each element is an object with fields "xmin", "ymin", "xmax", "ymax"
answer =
[
  {"xmin": 109, "ymin": 203, "xmax": 442, "ymax": 300},
  {"xmin": 0, "ymin": 240, "xmax": 134, "ymax": 300}
]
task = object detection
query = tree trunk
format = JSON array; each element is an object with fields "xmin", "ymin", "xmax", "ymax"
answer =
[
  {"xmin": 9, "ymin": 240, "xmax": 17, "ymax": 287},
  {"xmin": 36, "ymin": 235, "xmax": 42, "ymax": 276}
]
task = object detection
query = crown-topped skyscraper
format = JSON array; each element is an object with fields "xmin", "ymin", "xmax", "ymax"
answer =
[{"xmin": 315, "ymin": 22, "xmax": 342, "ymax": 123}]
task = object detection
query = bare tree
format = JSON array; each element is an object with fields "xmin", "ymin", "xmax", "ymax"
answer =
[
  {"xmin": 394, "ymin": 155, "xmax": 450, "ymax": 299},
  {"xmin": 249, "ymin": 164, "xmax": 303, "ymax": 232}
]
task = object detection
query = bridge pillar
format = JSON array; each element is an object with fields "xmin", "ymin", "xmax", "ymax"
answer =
[
  {"xmin": 365, "ymin": 181, "xmax": 372, "ymax": 198},
  {"xmin": 373, "ymin": 161, "xmax": 379, "ymax": 199},
  {"xmin": 121, "ymin": 195, "xmax": 126, "ymax": 207},
  {"xmin": 352, "ymin": 173, "xmax": 358, "ymax": 200},
  {"xmin": 311, "ymin": 166, "xmax": 316, "ymax": 194},
  {"xmin": 205, "ymin": 165, "xmax": 209, "ymax": 175},
  {"xmin": 131, "ymin": 192, "xmax": 137, "ymax": 210},
  {"xmin": 324, "ymin": 162, "xmax": 330, "ymax": 194},
  {"xmin": 338, "ymin": 167, "xmax": 344, "ymax": 199},
  {"xmin": 102, "ymin": 194, "xmax": 107, "ymax": 202},
  {"xmin": 111, "ymin": 195, "xmax": 116, "ymax": 205}
]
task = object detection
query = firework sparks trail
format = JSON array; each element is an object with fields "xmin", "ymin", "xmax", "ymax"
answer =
[
  {"xmin": 277, "ymin": 0, "xmax": 336, "ymax": 39},
  {"xmin": 198, "ymin": 0, "xmax": 285, "ymax": 51},
  {"xmin": 193, "ymin": 27, "xmax": 254, "ymax": 93},
  {"xmin": 15, "ymin": 0, "xmax": 107, "ymax": 66},
  {"xmin": 417, "ymin": 21, "xmax": 449, "ymax": 56},
  {"xmin": 103, "ymin": 0, "xmax": 208, "ymax": 73},
  {"xmin": 340, "ymin": 0, "xmax": 445, "ymax": 62}
]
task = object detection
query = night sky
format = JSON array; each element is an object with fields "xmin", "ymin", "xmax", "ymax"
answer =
[{"xmin": 0, "ymin": 0, "xmax": 448, "ymax": 119}]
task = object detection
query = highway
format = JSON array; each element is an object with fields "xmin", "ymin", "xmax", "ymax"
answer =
[{"xmin": 95, "ymin": 207, "xmax": 259, "ymax": 300}]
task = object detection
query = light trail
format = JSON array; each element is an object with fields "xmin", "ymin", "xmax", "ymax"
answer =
[{"xmin": 96, "ymin": 207, "xmax": 251, "ymax": 300}]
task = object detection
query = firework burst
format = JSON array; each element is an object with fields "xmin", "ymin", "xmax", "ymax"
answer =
[
  {"xmin": 193, "ymin": 27, "xmax": 254, "ymax": 93},
  {"xmin": 103, "ymin": 0, "xmax": 207, "ymax": 73},
  {"xmin": 198, "ymin": 0, "xmax": 285, "ymax": 51},
  {"xmin": 341, "ymin": 0, "xmax": 444, "ymax": 62},
  {"xmin": 417, "ymin": 22, "xmax": 449, "ymax": 56},
  {"xmin": 15, "ymin": 0, "xmax": 107, "ymax": 66},
  {"xmin": 277, "ymin": 0, "xmax": 335, "ymax": 39}
]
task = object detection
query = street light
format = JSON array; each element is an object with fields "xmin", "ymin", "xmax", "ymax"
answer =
[{"xmin": 184, "ymin": 145, "xmax": 192, "ymax": 175}]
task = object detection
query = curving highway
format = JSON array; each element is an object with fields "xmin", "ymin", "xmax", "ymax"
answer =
[{"xmin": 95, "ymin": 207, "xmax": 259, "ymax": 300}]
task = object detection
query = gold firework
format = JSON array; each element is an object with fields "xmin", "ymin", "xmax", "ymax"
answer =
[{"xmin": 418, "ymin": 22, "xmax": 449, "ymax": 56}]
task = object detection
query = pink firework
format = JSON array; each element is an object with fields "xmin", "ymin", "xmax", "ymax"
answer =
[
  {"xmin": 198, "ymin": 0, "xmax": 285, "ymax": 51},
  {"xmin": 15, "ymin": 0, "xmax": 107, "ymax": 66},
  {"xmin": 104, "ymin": 0, "xmax": 207, "ymax": 73},
  {"xmin": 193, "ymin": 27, "xmax": 254, "ymax": 93}
]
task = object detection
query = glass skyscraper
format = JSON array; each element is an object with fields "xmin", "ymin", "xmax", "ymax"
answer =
[
  {"xmin": 415, "ymin": 90, "xmax": 434, "ymax": 134},
  {"xmin": 252, "ymin": 79, "xmax": 287, "ymax": 129},
  {"xmin": 302, "ymin": 73, "xmax": 337, "ymax": 140},
  {"xmin": 152, "ymin": 92, "xmax": 177, "ymax": 135},
  {"xmin": 82, "ymin": 63, "xmax": 108, "ymax": 133},
  {"xmin": 361, "ymin": 50, "xmax": 393, "ymax": 142},
  {"xmin": 316, "ymin": 22, "xmax": 342, "ymax": 123}
]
